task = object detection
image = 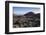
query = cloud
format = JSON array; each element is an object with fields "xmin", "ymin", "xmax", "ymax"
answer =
[{"xmin": 13, "ymin": 7, "xmax": 40, "ymax": 15}]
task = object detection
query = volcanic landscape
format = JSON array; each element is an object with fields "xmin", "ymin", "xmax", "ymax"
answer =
[{"xmin": 13, "ymin": 12, "xmax": 40, "ymax": 28}]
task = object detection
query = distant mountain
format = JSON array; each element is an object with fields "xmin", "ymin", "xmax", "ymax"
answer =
[{"xmin": 24, "ymin": 12, "xmax": 34, "ymax": 16}]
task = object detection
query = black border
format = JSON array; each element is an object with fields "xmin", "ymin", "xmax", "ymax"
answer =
[{"xmin": 5, "ymin": 1, "xmax": 45, "ymax": 34}]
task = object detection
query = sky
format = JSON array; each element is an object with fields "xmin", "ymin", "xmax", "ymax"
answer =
[{"xmin": 13, "ymin": 7, "xmax": 40, "ymax": 15}]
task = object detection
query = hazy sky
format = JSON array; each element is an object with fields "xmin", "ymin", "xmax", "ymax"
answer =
[{"xmin": 13, "ymin": 7, "xmax": 40, "ymax": 15}]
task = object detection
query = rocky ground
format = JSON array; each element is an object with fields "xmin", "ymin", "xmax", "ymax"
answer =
[{"xmin": 13, "ymin": 12, "xmax": 40, "ymax": 28}]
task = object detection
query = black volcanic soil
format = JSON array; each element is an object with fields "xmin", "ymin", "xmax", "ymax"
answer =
[{"xmin": 13, "ymin": 12, "xmax": 40, "ymax": 28}]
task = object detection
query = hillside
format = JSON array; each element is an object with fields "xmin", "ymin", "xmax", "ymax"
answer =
[{"xmin": 13, "ymin": 12, "xmax": 40, "ymax": 28}]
